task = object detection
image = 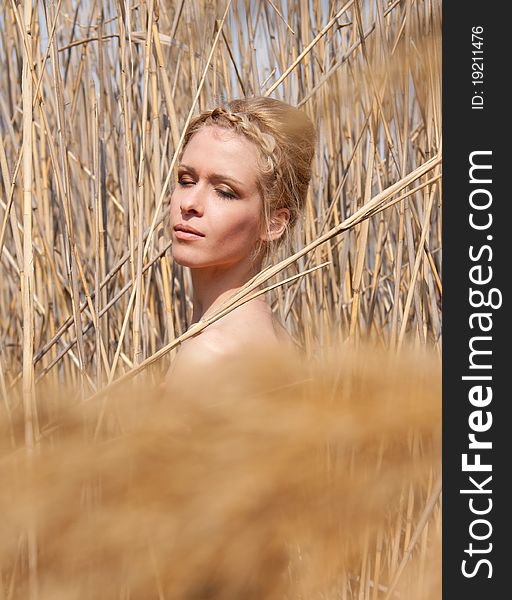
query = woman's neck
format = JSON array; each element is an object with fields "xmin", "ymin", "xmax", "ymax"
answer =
[{"xmin": 189, "ymin": 257, "xmax": 263, "ymax": 324}]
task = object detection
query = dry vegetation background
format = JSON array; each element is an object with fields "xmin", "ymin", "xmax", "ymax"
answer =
[{"xmin": 0, "ymin": 0, "xmax": 442, "ymax": 598}]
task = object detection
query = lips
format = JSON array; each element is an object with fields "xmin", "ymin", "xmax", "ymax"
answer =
[{"xmin": 173, "ymin": 224, "xmax": 205, "ymax": 240}]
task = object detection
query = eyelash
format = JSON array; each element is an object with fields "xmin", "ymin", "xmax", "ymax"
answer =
[{"xmin": 177, "ymin": 178, "xmax": 237, "ymax": 200}]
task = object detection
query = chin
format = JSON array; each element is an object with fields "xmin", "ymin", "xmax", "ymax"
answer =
[
  {"xmin": 170, "ymin": 238, "xmax": 202, "ymax": 267},
  {"xmin": 171, "ymin": 250, "xmax": 248, "ymax": 271},
  {"xmin": 171, "ymin": 247, "xmax": 214, "ymax": 269},
  {"xmin": 171, "ymin": 251, "xmax": 201, "ymax": 268},
  {"xmin": 171, "ymin": 239, "xmax": 259, "ymax": 270}
]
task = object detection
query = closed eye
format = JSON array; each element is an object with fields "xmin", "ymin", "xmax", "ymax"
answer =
[
  {"xmin": 178, "ymin": 176, "xmax": 238, "ymax": 200},
  {"xmin": 216, "ymin": 189, "xmax": 237, "ymax": 200}
]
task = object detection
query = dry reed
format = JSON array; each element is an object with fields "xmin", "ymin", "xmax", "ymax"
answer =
[
  {"xmin": 1, "ymin": 342, "xmax": 441, "ymax": 599},
  {"xmin": 0, "ymin": 0, "xmax": 441, "ymax": 395}
]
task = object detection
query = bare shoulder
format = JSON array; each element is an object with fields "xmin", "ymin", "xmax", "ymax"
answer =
[
  {"xmin": 211, "ymin": 297, "xmax": 292, "ymax": 347},
  {"xmin": 185, "ymin": 300, "xmax": 277, "ymax": 357},
  {"xmin": 166, "ymin": 327, "xmax": 228, "ymax": 378},
  {"xmin": 165, "ymin": 299, "xmax": 290, "ymax": 385}
]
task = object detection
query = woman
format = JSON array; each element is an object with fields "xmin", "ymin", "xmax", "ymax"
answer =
[{"xmin": 166, "ymin": 97, "xmax": 316, "ymax": 378}]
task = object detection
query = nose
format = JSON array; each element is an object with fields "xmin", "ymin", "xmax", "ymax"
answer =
[{"xmin": 179, "ymin": 183, "xmax": 205, "ymax": 216}]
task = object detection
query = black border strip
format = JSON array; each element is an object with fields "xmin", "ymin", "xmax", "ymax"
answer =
[{"xmin": 443, "ymin": 3, "xmax": 507, "ymax": 596}]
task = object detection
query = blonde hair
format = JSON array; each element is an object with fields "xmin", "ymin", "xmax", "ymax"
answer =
[{"xmin": 179, "ymin": 97, "xmax": 316, "ymax": 259}]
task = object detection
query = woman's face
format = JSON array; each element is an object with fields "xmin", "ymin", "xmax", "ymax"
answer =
[{"xmin": 169, "ymin": 126, "xmax": 265, "ymax": 270}]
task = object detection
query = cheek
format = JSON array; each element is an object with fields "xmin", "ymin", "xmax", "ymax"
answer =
[
  {"xmin": 212, "ymin": 209, "xmax": 261, "ymax": 246},
  {"xmin": 169, "ymin": 191, "xmax": 180, "ymax": 222},
  {"xmin": 169, "ymin": 192, "xmax": 187, "ymax": 241}
]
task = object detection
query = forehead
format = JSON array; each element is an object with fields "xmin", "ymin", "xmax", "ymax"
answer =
[{"xmin": 181, "ymin": 125, "xmax": 260, "ymax": 186}]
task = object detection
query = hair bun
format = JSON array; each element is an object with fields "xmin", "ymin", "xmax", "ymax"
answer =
[{"xmin": 211, "ymin": 107, "xmax": 230, "ymax": 119}]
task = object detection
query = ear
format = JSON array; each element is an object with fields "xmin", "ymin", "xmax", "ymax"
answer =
[{"xmin": 260, "ymin": 208, "xmax": 291, "ymax": 242}]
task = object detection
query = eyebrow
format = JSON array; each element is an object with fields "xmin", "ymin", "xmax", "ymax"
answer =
[{"xmin": 178, "ymin": 164, "xmax": 245, "ymax": 188}]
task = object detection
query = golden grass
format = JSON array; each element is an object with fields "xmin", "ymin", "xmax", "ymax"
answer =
[
  {"xmin": 1, "ymin": 342, "xmax": 441, "ymax": 599},
  {"xmin": 0, "ymin": 0, "xmax": 441, "ymax": 395}
]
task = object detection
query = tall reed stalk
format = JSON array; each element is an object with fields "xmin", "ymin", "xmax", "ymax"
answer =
[{"xmin": 20, "ymin": 0, "xmax": 38, "ymax": 597}]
